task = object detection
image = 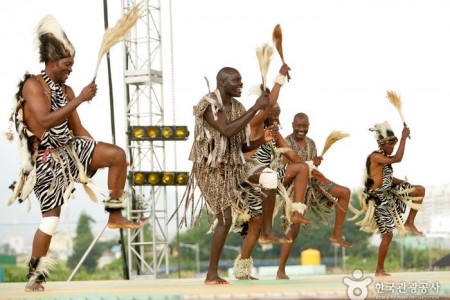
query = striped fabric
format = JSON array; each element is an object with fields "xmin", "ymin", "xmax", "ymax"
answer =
[
  {"xmin": 33, "ymin": 71, "xmax": 97, "ymax": 213},
  {"xmin": 366, "ymin": 163, "xmax": 408, "ymax": 234},
  {"xmin": 246, "ymin": 141, "xmax": 286, "ymax": 217}
]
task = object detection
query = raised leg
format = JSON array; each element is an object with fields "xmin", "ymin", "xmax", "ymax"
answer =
[
  {"xmin": 328, "ymin": 185, "xmax": 353, "ymax": 248},
  {"xmin": 284, "ymin": 162, "xmax": 311, "ymax": 225},
  {"xmin": 404, "ymin": 185, "xmax": 425, "ymax": 236},
  {"xmin": 88, "ymin": 142, "xmax": 140, "ymax": 229}
]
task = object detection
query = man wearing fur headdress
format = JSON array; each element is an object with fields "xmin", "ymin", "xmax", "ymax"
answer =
[
  {"xmin": 9, "ymin": 15, "xmax": 140, "ymax": 292},
  {"xmin": 355, "ymin": 122, "xmax": 425, "ymax": 276}
]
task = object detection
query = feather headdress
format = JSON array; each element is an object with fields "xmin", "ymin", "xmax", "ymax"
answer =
[
  {"xmin": 386, "ymin": 90, "xmax": 406, "ymax": 124},
  {"xmin": 34, "ymin": 15, "xmax": 75, "ymax": 63},
  {"xmin": 369, "ymin": 121, "xmax": 398, "ymax": 145},
  {"xmin": 256, "ymin": 43, "xmax": 274, "ymax": 90},
  {"xmin": 272, "ymin": 24, "xmax": 290, "ymax": 81},
  {"xmin": 320, "ymin": 130, "xmax": 350, "ymax": 156},
  {"xmin": 93, "ymin": 3, "xmax": 142, "ymax": 81}
]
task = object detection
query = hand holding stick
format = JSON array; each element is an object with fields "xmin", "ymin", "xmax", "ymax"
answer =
[
  {"xmin": 272, "ymin": 24, "xmax": 291, "ymax": 81},
  {"xmin": 386, "ymin": 90, "xmax": 411, "ymax": 139}
]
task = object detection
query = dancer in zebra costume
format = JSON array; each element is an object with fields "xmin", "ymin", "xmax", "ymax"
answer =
[
  {"xmin": 233, "ymin": 96, "xmax": 312, "ymax": 279},
  {"xmin": 7, "ymin": 15, "xmax": 140, "ymax": 292},
  {"xmin": 351, "ymin": 121, "xmax": 424, "ymax": 276}
]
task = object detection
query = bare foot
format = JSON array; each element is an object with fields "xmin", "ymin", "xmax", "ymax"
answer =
[
  {"xmin": 404, "ymin": 224, "xmax": 423, "ymax": 236},
  {"xmin": 25, "ymin": 281, "xmax": 44, "ymax": 292},
  {"xmin": 204, "ymin": 274, "xmax": 229, "ymax": 285},
  {"xmin": 258, "ymin": 233, "xmax": 292, "ymax": 244},
  {"xmin": 291, "ymin": 211, "xmax": 312, "ymax": 225},
  {"xmin": 276, "ymin": 272, "xmax": 290, "ymax": 280},
  {"xmin": 329, "ymin": 236, "xmax": 353, "ymax": 248},
  {"xmin": 375, "ymin": 270, "xmax": 391, "ymax": 277},
  {"xmin": 108, "ymin": 215, "xmax": 142, "ymax": 229}
]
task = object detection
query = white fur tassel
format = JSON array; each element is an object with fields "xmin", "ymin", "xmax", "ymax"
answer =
[
  {"xmin": 63, "ymin": 181, "xmax": 74, "ymax": 201},
  {"xmin": 82, "ymin": 184, "xmax": 98, "ymax": 202},
  {"xmin": 20, "ymin": 167, "xmax": 37, "ymax": 201},
  {"xmin": 8, "ymin": 174, "xmax": 25, "ymax": 206}
]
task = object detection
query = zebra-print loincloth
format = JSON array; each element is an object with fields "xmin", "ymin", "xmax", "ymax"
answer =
[
  {"xmin": 33, "ymin": 71, "xmax": 97, "ymax": 213},
  {"xmin": 367, "ymin": 164, "xmax": 409, "ymax": 234},
  {"xmin": 34, "ymin": 138, "xmax": 97, "ymax": 213},
  {"xmin": 246, "ymin": 141, "xmax": 286, "ymax": 217}
]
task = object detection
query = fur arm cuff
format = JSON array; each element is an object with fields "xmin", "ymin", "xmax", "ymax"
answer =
[
  {"xmin": 273, "ymin": 73, "xmax": 286, "ymax": 86},
  {"xmin": 305, "ymin": 160, "xmax": 316, "ymax": 177}
]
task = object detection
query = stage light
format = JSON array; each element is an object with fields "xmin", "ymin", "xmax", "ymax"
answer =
[
  {"xmin": 147, "ymin": 127, "xmax": 159, "ymax": 139},
  {"xmin": 176, "ymin": 172, "xmax": 188, "ymax": 185},
  {"xmin": 132, "ymin": 127, "xmax": 145, "ymax": 140},
  {"xmin": 133, "ymin": 172, "xmax": 145, "ymax": 185},
  {"xmin": 162, "ymin": 172, "xmax": 174, "ymax": 185},
  {"xmin": 128, "ymin": 126, "xmax": 189, "ymax": 141},
  {"xmin": 129, "ymin": 171, "xmax": 189, "ymax": 186},
  {"xmin": 161, "ymin": 127, "xmax": 173, "ymax": 139},
  {"xmin": 175, "ymin": 127, "xmax": 188, "ymax": 139},
  {"xmin": 147, "ymin": 173, "xmax": 161, "ymax": 185}
]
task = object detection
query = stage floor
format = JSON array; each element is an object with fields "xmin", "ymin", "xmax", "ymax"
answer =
[{"xmin": 1, "ymin": 271, "xmax": 449, "ymax": 300}]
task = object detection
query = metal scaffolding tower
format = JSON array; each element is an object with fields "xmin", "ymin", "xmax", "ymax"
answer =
[{"xmin": 122, "ymin": 0, "xmax": 170, "ymax": 278}]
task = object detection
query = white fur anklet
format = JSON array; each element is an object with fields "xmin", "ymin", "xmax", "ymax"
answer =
[
  {"xmin": 25, "ymin": 256, "xmax": 56, "ymax": 292},
  {"xmin": 104, "ymin": 191, "xmax": 128, "ymax": 211},
  {"xmin": 291, "ymin": 202, "xmax": 307, "ymax": 215},
  {"xmin": 233, "ymin": 255, "xmax": 253, "ymax": 279}
]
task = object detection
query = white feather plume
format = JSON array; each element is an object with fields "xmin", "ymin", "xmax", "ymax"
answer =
[
  {"xmin": 256, "ymin": 43, "xmax": 274, "ymax": 90},
  {"xmin": 34, "ymin": 15, "xmax": 75, "ymax": 57},
  {"xmin": 93, "ymin": 3, "xmax": 142, "ymax": 80}
]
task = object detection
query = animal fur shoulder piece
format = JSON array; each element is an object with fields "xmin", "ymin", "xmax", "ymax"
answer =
[
  {"xmin": 35, "ymin": 15, "xmax": 75, "ymax": 63},
  {"xmin": 8, "ymin": 74, "xmax": 42, "ymax": 208}
]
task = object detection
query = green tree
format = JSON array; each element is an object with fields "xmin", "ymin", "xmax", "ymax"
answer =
[
  {"xmin": 67, "ymin": 211, "xmax": 102, "ymax": 273},
  {"xmin": 171, "ymin": 191, "xmax": 374, "ymax": 271}
]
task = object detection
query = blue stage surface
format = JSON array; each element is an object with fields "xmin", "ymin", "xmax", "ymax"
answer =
[{"xmin": 0, "ymin": 271, "xmax": 449, "ymax": 300}]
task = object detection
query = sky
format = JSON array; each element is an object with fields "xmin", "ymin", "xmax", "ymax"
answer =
[{"xmin": 1, "ymin": 0, "xmax": 450, "ymax": 245}]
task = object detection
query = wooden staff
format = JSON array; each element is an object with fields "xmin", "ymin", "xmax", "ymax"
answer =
[{"xmin": 272, "ymin": 24, "xmax": 291, "ymax": 81}]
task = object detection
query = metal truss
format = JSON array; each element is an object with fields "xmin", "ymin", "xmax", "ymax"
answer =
[{"xmin": 122, "ymin": 0, "xmax": 170, "ymax": 279}]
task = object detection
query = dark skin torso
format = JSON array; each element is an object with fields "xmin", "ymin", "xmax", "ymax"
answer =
[
  {"xmin": 21, "ymin": 58, "xmax": 96, "ymax": 141},
  {"xmin": 367, "ymin": 126, "xmax": 410, "ymax": 190}
]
